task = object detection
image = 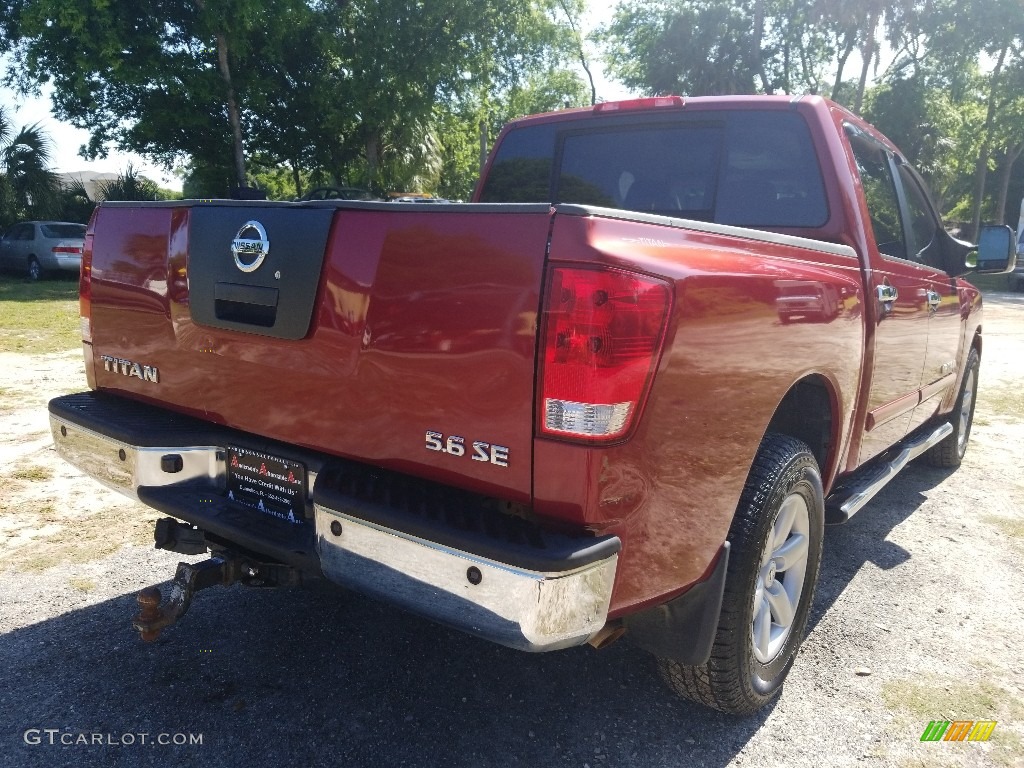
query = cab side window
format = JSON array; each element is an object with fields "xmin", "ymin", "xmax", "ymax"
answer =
[{"xmin": 847, "ymin": 129, "xmax": 906, "ymax": 261}]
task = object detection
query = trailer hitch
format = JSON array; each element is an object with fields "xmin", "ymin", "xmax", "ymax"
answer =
[{"xmin": 132, "ymin": 556, "xmax": 300, "ymax": 641}]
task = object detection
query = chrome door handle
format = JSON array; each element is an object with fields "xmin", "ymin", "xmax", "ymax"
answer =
[
  {"xmin": 876, "ymin": 284, "xmax": 898, "ymax": 303},
  {"xmin": 926, "ymin": 290, "xmax": 941, "ymax": 311}
]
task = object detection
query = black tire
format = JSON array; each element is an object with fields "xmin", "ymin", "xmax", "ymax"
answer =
[
  {"xmin": 658, "ymin": 434, "xmax": 824, "ymax": 715},
  {"xmin": 27, "ymin": 256, "xmax": 43, "ymax": 282},
  {"xmin": 926, "ymin": 347, "xmax": 980, "ymax": 468}
]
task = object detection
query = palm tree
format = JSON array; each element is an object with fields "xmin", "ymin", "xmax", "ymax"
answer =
[
  {"xmin": 0, "ymin": 105, "xmax": 61, "ymax": 229},
  {"xmin": 95, "ymin": 163, "xmax": 160, "ymax": 201}
]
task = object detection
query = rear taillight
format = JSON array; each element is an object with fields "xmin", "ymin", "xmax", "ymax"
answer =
[
  {"xmin": 537, "ymin": 265, "xmax": 672, "ymax": 443},
  {"xmin": 52, "ymin": 245, "xmax": 83, "ymax": 255},
  {"xmin": 80, "ymin": 215, "xmax": 97, "ymax": 343}
]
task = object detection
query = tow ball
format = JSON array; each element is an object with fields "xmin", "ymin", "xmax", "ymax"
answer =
[{"xmin": 132, "ymin": 556, "xmax": 300, "ymax": 641}]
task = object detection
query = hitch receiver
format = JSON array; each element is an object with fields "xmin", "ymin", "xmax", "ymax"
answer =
[{"xmin": 132, "ymin": 555, "xmax": 300, "ymax": 641}]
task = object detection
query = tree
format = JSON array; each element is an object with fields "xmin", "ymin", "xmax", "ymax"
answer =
[
  {"xmin": 862, "ymin": 75, "xmax": 982, "ymax": 215},
  {"xmin": 0, "ymin": 105, "xmax": 60, "ymax": 228},
  {"xmin": 96, "ymin": 164, "xmax": 160, "ymax": 201},
  {"xmin": 431, "ymin": 68, "xmax": 590, "ymax": 201},
  {"xmin": 884, "ymin": 0, "xmax": 1024, "ymax": 234},
  {"xmin": 1, "ymin": 0, "xmax": 583, "ymax": 198},
  {"xmin": 2, "ymin": 0, "xmax": 329, "ymax": 193},
  {"xmin": 600, "ymin": 0, "xmax": 875, "ymax": 97}
]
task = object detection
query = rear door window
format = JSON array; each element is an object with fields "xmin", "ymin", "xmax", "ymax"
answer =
[{"xmin": 847, "ymin": 129, "xmax": 907, "ymax": 261}]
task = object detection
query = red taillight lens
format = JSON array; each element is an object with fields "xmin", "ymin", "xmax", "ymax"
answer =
[
  {"xmin": 52, "ymin": 245, "xmax": 83, "ymax": 255},
  {"xmin": 80, "ymin": 215, "xmax": 97, "ymax": 343},
  {"xmin": 537, "ymin": 265, "xmax": 672, "ymax": 443},
  {"xmin": 593, "ymin": 96, "xmax": 684, "ymax": 113}
]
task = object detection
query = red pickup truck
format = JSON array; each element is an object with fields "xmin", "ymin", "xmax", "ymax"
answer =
[{"xmin": 49, "ymin": 95, "xmax": 1015, "ymax": 714}]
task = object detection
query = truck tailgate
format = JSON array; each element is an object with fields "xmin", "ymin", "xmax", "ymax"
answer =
[{"xmin": 87, "ymin": 202, "xmax": 553, "ymax": 502}]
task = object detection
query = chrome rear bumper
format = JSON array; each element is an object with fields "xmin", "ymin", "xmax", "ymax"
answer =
[
  {"xmin": 314, "ymin": 504, "xmax": 617, "ymax": 652},
  {"xmin": 49, "ymin": 393, "xmax": 618, "ymax": 653}
]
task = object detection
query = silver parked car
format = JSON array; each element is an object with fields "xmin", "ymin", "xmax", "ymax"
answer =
[{"xmin": 0, "ymin": 221, "xmax": 87, "ymax": 280}]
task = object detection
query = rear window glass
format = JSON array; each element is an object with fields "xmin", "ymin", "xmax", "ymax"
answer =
[
  {"xmin": 478, "ymin": 122, "xmax": 560, "ymax": 203},
  {"xmin": 479, "ymin": 110, "xmax": 828, "ymax": 228},
  {"xmin": 40, "ymin": 223, "xmax": 86, "ymax": 239}
]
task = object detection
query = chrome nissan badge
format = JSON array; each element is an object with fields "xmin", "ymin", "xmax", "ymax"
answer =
[{"xmin": 231, "ymin": 220, "xmax": 270, "ymax": 272}]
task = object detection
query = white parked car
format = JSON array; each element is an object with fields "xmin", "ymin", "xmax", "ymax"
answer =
[{"xmin": 0, "ymin": 221, "xmax": 87, "ymax": 280}]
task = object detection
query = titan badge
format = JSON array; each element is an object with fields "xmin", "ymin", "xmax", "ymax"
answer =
[{"xmin": 99, "ymin": 355, "xmax": 159, "ymax": 383}]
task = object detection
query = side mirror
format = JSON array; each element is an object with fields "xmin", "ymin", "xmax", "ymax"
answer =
[{"xmin": 969, "ymin": 224, "xmax": 1017, "ymax": 274}]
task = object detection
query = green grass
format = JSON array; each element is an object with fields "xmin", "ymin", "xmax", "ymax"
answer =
[
  {"xmin": 977, "ymin": 382, "xmax": 1024, "ymax": 420},
  {"xmin": 984, "ymin": 515, "xmax": 1024, "ymax": 541},
  {"xmin": 12, "ymin": 465, "xmax": 53, "ymax": 483},
  {"xmin": 0, "ymin": 500, "xmax": 157, "ymax": 572},
  {"xmin": 882, "ymin": 677, "xmax": 1024, "ymax": 766},
  {"xmin": 68, "ymin": 577, "xmax": 97, "ymax": 592},
  {"xmin": 964, "ymin": 271, "xmax": 1017, "ymax": 294},
  {"xmin": 882, "ymin": 679, "xmax": 1010, "ymax": 720},
  {"xmin": 0, "ymin": 275, "xmax": 80, "ymax": 353}
]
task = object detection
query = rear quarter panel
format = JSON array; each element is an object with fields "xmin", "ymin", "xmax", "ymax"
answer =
[{"xmin": 534, "ymin": 211, "xmax": 865, "ymax": 615}]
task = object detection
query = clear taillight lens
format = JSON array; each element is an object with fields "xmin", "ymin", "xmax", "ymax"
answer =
[{"xmin": 537, "ymin": 265, "xmax": 672, "ymax": 443}]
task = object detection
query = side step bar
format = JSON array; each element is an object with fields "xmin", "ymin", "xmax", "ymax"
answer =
[{"xmin": 825, "ymin": 421, "xmax": 953, "ymax": 524}]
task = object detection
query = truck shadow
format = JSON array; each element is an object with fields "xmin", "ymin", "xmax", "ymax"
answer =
[
  {"xmin": 809, "ymin": 458, "xmax": 955, "ymax": 634},
  {"xmin": 1, "ymin": 580, "xmax": 766, "ymax": 768},
  {"xmin": 0, "ymin": 462, "xmax": 951, "ymax": 768}
]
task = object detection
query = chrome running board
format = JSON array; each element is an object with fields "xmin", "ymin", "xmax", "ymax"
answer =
[{"xmin": 825, "ymin": 421, "xmax": 953, "ymax": 524}]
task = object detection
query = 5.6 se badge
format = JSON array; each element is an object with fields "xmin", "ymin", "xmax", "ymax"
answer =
[{"xmin": 425, "ymin": 431, "xmax": 509, "ymax": 467}]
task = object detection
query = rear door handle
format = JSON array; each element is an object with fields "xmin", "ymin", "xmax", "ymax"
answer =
[{"xmin": 876, "ymin": 284, "xmax": 898, "ymax": 303}]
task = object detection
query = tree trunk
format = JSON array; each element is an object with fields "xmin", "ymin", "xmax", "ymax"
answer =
[
  {"xmin": 831, "ymin": 32, "xmax": 856, "ymax": 101},
  {"xmin": 291, "ymin": 161, "xmax": 303, "ymax": 198},
  {"xmin": 556, "ymin": 0, "xmax": 597, "ymax": 105},
  {"xmin": 215, "ymin": 32, "xmax": 247, "ymax": 190},
  {"xmin": 753, "ymin": 0, "xmax": 771, "ymax": 93},
  {"xmin": 366, "ymin": 130, "xmax": 380, "ymax": 193},
  {"xmin": 993, "ymin": 140, "xmax": 1023, "ymax": 226},
  {"xmin": 968, "ymin": 46, "xmax": 1008, "ymax": 240},
  {"xmin": 479, "ymin": 120, "xmax": 488, "ymax": 178},
  {"xmin": 853, "ymin": 12, "xmax": 879, "ymax": 114},
  {"xmin": 195, "ymin": 0, "xmax": 247, "ymax": 190}
]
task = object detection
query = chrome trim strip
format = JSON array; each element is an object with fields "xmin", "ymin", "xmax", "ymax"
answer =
[
  {"xmin": 314, "ymin": 504, "xmax": 618, "ymax": 653},
  {"xmin": 554, "ymin": 204, "xmax": 859, "ymax": 260},
  {"xmin": 839, "ymin": 421, "xmax": 953, "ymax": 519}
]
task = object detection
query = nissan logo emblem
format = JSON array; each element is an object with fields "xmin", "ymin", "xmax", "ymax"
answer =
[{"xmin": 231, "ymin": 220, "xmax": 270, "ymax": 272}]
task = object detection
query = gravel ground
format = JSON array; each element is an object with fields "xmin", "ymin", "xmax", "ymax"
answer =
[{"xmin": 1, "ymin": 294, "xmax": 1022, "ymax": 768}]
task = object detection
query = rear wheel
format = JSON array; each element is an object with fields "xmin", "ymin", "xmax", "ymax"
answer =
[
  {"xmin": 926, "ymin": 347, "xmax": 980, "ymax": 468},
  {"xmin": 658, "ymin": 434, "xmax": 824, "ymax": 714},
  {"xmin": 27, "ymin": 256, "xmax": 42, "ymax": 282}
]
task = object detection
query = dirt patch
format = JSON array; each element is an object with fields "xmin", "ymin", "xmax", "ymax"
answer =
[{"xmin": 0, "ymin": 349, "xmax": 159, "ymax": 572}]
